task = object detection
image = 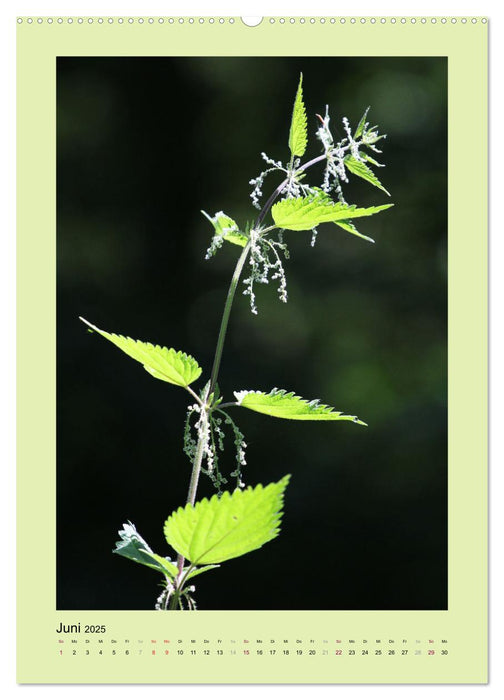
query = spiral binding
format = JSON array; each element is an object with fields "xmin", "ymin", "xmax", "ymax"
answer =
[{"xmin": 16, "ymin": 16, "xmax": 488, "ymax": 25}]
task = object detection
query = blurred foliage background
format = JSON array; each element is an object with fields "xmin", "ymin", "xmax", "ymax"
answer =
[{"xmin": 57, "ymin": 57, "xmax": 447, "ymax": 610}]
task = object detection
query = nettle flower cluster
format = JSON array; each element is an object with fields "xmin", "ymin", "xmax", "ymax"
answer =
[
  {"xmin": 204, "ymin": 74, "xmax": 391, "ymax": 316},
  {"xmin": 183, "ymin": 383, "xmax": 246, "ymax": 495}
]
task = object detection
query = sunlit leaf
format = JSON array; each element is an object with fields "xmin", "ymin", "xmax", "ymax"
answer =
[
  {"xmin": 113, "ymin": 521, "xmax": 178, "ymax": 579},
  {"xmin": 202, "ymin": 210, "xmax": 248, "ymax": 248},
  {"xmin": 333, "ymin": 219, "xmax": 375, "ymax": 243},
  {"xmin": 354, "ymin": 106, "xmax": 370, "ymax": 139},
  {"xmin": 362, "ymin": 153, "xmax": 384, "ymax": 168},
  {"xmin": 288, "ymin": 73, "xmax": 308, "ymax": 158},
  {"xmin": 272, "ymin": 193, "xmax": 393, "ymax": 232},
  {"xmin": 344, "ymin": 155, "xmax": 390, "ymax": 196},
  {"xmin": 164, "ymin": 476, "xmax": 290, "ymax": 565},
  {"xmin": 80, "ymin": 317, "xmax": 202, "ymax": 388},
  {"xmin": 138, "ymin": 550, "xmax": 179, "ymax": 580},
  {"xmin": 234, "ymin": 388, "xmax": 367, "ymax": 424},
  {"xmin": 184, "ymin": 564, "xmax": 220, "ymax": 582}
]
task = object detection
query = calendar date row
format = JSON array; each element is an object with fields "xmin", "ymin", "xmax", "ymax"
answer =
[{"xmin": 60, "ymin": 648, "xmax": 448, "ymax": 656}]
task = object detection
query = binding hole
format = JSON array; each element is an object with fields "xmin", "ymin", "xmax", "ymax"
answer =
[{"xmin": 241, "ymin": 16, "xmax": 263, "ymax": 27}]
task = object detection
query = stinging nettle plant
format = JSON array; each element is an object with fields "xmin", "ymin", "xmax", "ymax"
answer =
[{"xmin": 80, "ymin": 74, "xmax": 393, "ymax": 610}]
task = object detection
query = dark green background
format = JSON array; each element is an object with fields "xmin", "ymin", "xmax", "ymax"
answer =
[{"xmin": 57, "ymin": 57, "xmax": 447, "ymax": 610}]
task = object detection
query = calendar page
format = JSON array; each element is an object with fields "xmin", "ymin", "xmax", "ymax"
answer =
[{"xmin": 16, "ymin": 14, "xmax": 487, "ymax": 684}]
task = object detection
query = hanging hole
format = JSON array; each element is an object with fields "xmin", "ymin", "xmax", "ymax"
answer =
[{"xmin": 241, "ymin": 16, "xmax": 263, "ymax": 27}]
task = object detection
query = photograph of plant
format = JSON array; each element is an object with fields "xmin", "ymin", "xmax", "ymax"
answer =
[{"xmin": 57, "ymin": 57, "xmax": 447, "ymax": 610}]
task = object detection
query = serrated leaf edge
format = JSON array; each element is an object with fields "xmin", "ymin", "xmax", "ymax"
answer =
[
  {"xmin": 272, "ymin": 194, "xmax": 394, "ymax": 232},
  {"xmin": 344, "ymin": 155, "xmax": 391, "ymax": 196},
  {"xmin": 234, "ymin": 388, "xmax": 367, "ymax": 425},
  {"xmin": 80, "ymin": 317, "xmax": 202, "ymax": 387},
  {"xmin": 138, "ymin": 549, "xmax": 179, "ymax": 580},
  {"xmin": 164, "ymin": 476, "xmax": 290, "ymax": 565},
  {"xmin": 288, "ymin": 73, "xmax": 308, "ymax": 158}
]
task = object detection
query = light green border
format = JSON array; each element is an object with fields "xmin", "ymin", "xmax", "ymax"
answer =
[{"xmin": 17, "ymin": 16, "xmax": 487, "ymax": 684}]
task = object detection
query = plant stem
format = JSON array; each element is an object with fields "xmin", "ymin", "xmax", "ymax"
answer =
[
  {"xmin": 175, "ymin": 407, "xmax": 209, "ymax": 577},
  {"xmin": 185, "ymin": 155, "xmax": 325, "ymax": 510},
  {"xmin": 172, "ymin": 150, "xmax": 328, "ymax": 601},
  {"xmin": 168, "ymin": 588, "xmax": 181, "ymax": 610},
  {"xmin": 256, "ymin": 181, "xmax": 288, "ymax": 228},
  {"xmin": 173, "ymin": 241, "xmax": 253, "ymax": 584},
  {"xmin": 210, "ymin": 152, "xmax": 326, "ymax": 396},
  {"xmin": 208, "ymin": 241, "xmax": 252, "ymax": 397},
  {"xmin": 255, "ymin": 153, "xmax": 326, "ymax": 228},
  {"xmin": 297, "ymin": 153, "xmax": 327, "ymax": 173},
  {"xmin": 185, "ymin": 384, "xmax": 203, "ymax": 406},
  {"xmin": 185, "ymin": 409, "xmax": 209, "ymax": 506}
]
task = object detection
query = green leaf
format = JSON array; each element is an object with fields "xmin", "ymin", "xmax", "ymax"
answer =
[
  {"xmin": 80, "ymin": 317, "xmax": 202, "ymax": 388},
  {"xmin": 363, "ymin": 126, "xmax": 386, "ymax": 145},
  {"xmin": 113, "ymin": 521, "xmax": 178, "ymax": 579},
  {"xmin": 139, "ymin": 550, "xmax": 180, "ymax": 580},
  {"xmin": 333, "ymin": 219, "xmax": 375, "ymax": 244},
  {"xmin": 202, "ymin": 210, "xmax": 248, "ymax": 248},
  {"xmin": 354, "ymin": 106, "xmax": 370, "ymax": 139},
  {"xmin": 288, "ymin": 74, "xmax": 307, "ymax": 158},
  {"xmin": 344, "ymin": 155, "xmax": 390, "ymax": 196},
  {"xmin": 164, "ymin": 476, "xmax": 290, "ymax": 565},
  {"xmin": 234, "ymin": 388, "xmax": 367, "ymax": 425},
  {"xmin": 362, "ymin": 153, "xmax": 384, "ymax": 168},
  {"xmin": 272, "ymin": 193, "xmax": 393, "ymax": 232},
  {"xmin": 184, "ymin": 564, "xmax": 220, "ymax": 582}
]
